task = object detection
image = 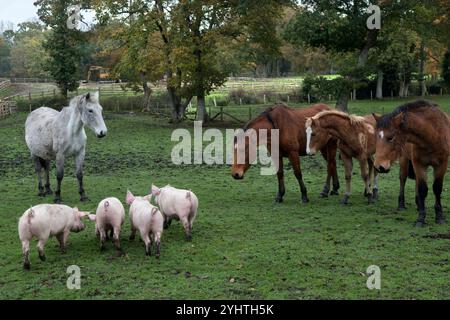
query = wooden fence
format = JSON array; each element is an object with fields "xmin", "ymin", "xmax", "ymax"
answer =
[{"xmin": 0, "ymin": 99, "xmax": 17, "ymax": 118}]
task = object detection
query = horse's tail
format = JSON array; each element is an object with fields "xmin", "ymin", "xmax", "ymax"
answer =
[{"xmin": 407, "ymin": 160, "xmax": 416, "ymax": 180}]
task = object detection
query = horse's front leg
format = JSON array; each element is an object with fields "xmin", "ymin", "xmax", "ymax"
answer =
[
  {"xmin": 54, "ymin": 154, "xmax": 65, "ymax": 204},
  {"xmin": 413, "ymin": 161, "xmax": 428, "ymax": 227},
  {"xmin": 433, "ymin": 160, "xmax": 447, "ymax": 225},
  {"xmin": 75, "ymin": 149, "xmax": 89, "ymax": 202},
  {"xmin": 341, "ymin": 152, "xmax": 353, "ymax": 205},
  {"xmin": 398, "ymin": 156, "xmax": 409, "ymax": 211},
  {"xmin": 288, "ymin": 152, "xmax": 308, "ymax": 203},
  {"xmin": 274, "ymin": 155, "xmax": 285, "ymax": 203}
]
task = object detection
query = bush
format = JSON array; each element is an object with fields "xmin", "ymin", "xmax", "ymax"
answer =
[
  {"xmin": 16, "ymin": 95, "xmax": 69, "ymax": 112},
  {"xmin": 228, "ymin": 89, "xmax": 260, "ymax": 105}
]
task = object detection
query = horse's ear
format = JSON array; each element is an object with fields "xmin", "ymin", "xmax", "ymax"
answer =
[
  {"xmin": 372, "ymin": 113, "xmax": 381, "ymax": 121},
  {"xmin": 393, "ymin": 113, "xmax": 404, "ymax": 128},
  {"xmin": 85, "ymin": 92, "xmax": 90, "ymax": 100}
]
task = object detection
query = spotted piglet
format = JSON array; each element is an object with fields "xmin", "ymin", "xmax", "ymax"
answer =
[
  {"xmin": 151, "ymin": 185, "xmax": 198, "ymax": 241},
  {"xmin": 88, "ymin": 197, "xmax": 125, "ymax": 252},
  {"xmin": 126, "ymin": 190, "xmax": 164, "ymax": 258},
  {"xmin": 18, "ymin": 204, "xmax": 89, "ymax": 269}
]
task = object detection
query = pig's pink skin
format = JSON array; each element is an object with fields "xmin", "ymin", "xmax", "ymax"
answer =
[
  {"xmin": 18, "ymin": 204, "xmax": 89, "ymax": 269},
  {"xmin": 126, "ymin": 190, "xmax": 164, "ymax": 257},
  {"xmin": 90, "ymin": 197, "xmax": 125, "ymax": 251},
  {"xmin": 151, "ymin": 185, "xmax": 198, "ymax": 241}
]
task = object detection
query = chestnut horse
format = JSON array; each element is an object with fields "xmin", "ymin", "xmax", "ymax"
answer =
[
  {"xmin": 373, "ymin": 100, "xmax": 450, "ymax": 227},
  {"xmin": 305, "ymin": 110, "xmax": 378, "ymax": 205},
  {"xmin": 231, "ymin": 103, "xmax": 340, "ymax": 203}
]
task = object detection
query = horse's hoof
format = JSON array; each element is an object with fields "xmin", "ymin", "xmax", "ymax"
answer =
[
  {"xmin": 319, "ymin": 192, "xmax": 329, "ymax": 198},
  {"xmin": 367, "ymin": 194, "xmax": 375, "ymax": 204},
  {"xmin": 39, "ymin": 254, "xmax": 46, "ymax": 262},
  {"xmin": 435, "ymin": 218, "xmax": 446, "ymax": 225},
  {"xmin": 341, "ymin": 196, "xmax": 349, "ymax": 205},
  {"xmin": 397, "ymin": 206, "xmax": 407, "ymax": 212},
  {"xmin": 80, "ymin": 196, "xmax": 90, "ymax": 202},
  {"xmin": 414, "ymin": 220, "xmax": 426, "ymax": 228},
  {"xmin": 185, "ymin": 235, "xmax": 192, "ymax": 242},
  {"xmin": 54, "ymin": 198, "xmax": 61, "ymax": 204},
  {"xmin": 330, "ymin": 190, "xmax": 339, "ymax": 196},
  {"xmin": 45, "ymin": 189, "xmax": 53, "ymax": 196},
  {"xmin": 301, "ymin": 197, "xmax": 309, "ymax": 204},
  {"xmin": 129, "ymin": 236, "xmax": 135, "ymax": 241},
  {"xmin": 274, "ymin": 197, "xmax": 283, "ymax": 203},
  {"xmin": 23, "ymin": 262, "xmax": 30, "ymax": 270},
  {"xmin": 373, "ymin": 189, "xmax": 379, "ymax": 200}
]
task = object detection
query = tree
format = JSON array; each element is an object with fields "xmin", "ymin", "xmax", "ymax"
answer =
[
  {"xmin": 34, "ymin": 0, "xmax": 87, "ymax": 97},
  {"xmin": 0, "ymin": 36, "xmax": 11, "ymax": 77}
]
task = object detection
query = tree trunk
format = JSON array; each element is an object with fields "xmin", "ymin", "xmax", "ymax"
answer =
[
  {"xmin": 196, "ymin": 92, "xmax": 206, "ymax": 122},
  {"xmin": 336, "ymin": 90, "xmax": 349, "ymax": 112},
  {"xmin": 376, "ymin": 70, "xmax": 383, "ymax": 99},
  {"xmin": 418, "ymin": 41, "xmax": 427, "ymax": 97},
  {"xmin": 140, "ymin": 72, "xmax": 151, "ymax": 111}
]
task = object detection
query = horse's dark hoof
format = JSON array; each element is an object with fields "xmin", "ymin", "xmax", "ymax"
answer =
[
  {"xmin": 80, "ymin": 196, "xmax": 89, "ymax": 202},
  {"xmin": 301, "ymin": 197, "xmax": 309, "ymax": 204},
  {"xmin": 185, "ymin": 235, "xmax": 192, "ymax": 242},
  {"xmin": 39, "ymin": 254, "xmax": 46, "ymax": 262},
  {"xmin": 341, "ymin": 196, "xmax": 349, "ymax": 205},
  {"xmin": 397, "ymin": 206, "xmax": 407, "ymax": 212},
  {"xmin": 129, "ymin": 235, "xmax": 135, "ymax": 241},
  {"xmin": 45, "ymin": 189, "xmax": 53, "ymax": 196},
  {"xmin": 414, "ymin": 220, "xmax": 426, "ymax": 228},
  {"xmin": 319, "ymin": 192, "xmax": 329, "ymax": 198},
  {"xmin": 435, "ymin": 218, "xmax": 446, "ymax": 225},
  {"xmin": 54, "ymin": 198, "xmax": 61, "ymax": 204},
  {"xmin": 373, "ymin": 189, "xmax": 379, "ymax": 200},
  {"xmin": 367, "ymin": 194, "xmax": 375, "ymax": 204},
  {"xmin": 274, "ymin": 197, "xmax": 283, "ymax": 203},
  {"xmin": 163, "ymin": 223, "xmax": 170, "ymax": 230},
  {"xmin": 330, "ymin": 190, "xmax": 339, "ymax": 196}
]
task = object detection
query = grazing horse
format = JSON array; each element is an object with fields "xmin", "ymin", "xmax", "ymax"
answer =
[
  {"xmin": 373, "ymin": 100, "xmax": 450, "ymax": 227},
  {"xmin": 306, "ymin": 110, "xmax": 378, "ymax": 205},
  {"xmin": 231, "ymin": 103, "xmax": 340, "ymax": 203},
  {"xmin": 25, "ymin": 92, "xmax": 107, "ymax": 203}
]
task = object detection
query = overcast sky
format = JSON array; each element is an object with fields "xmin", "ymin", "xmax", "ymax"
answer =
[
  {"xmin": 0, "ymin": 0, "xmax": 39, "ymax": 26},
  {"xmin": 0, "ymin": 0, "xmax": 96, "ymax": 30}
]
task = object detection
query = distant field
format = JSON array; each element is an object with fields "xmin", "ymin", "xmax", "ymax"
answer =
[{"xmin": 0, "ymin": 96, "xmax": 449, "ymax": 299}]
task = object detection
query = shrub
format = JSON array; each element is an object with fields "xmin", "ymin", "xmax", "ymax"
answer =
[{"xmin": 228, "ymin": 89, "xmax": 260, "ymax": 105}]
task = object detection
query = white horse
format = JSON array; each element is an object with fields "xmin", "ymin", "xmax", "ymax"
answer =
[{"xmin": 25, "ymin": 92, "xmax": 107, "ymax": 203}]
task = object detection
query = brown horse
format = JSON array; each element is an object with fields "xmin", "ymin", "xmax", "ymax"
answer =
[
  {"xmin": 231, "ymin": 103, "xmax": 340, "ymax": 203},
  {"xmin": 373, "ymin": 100, "xmax": 450, "ymax": 227},
  {"xmin": 305, "ymin": 110, "xmax": 378, "ymax": 205}
]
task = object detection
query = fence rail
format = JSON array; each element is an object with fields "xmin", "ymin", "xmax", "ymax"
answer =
[
  {"xmin": 0, "ymin": 79, "xmax": 11, "ymax": 92},
  {"xmin": 0, "ymin": 99, "xmax": 17, "ymax": 118}
]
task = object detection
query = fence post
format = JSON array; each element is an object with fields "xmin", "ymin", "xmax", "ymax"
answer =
[
  {"xmin": 264, "ymin": 94, "xmax": 266, "ymax": 104},
  {"xmin": 249, "ymin": 106, "xmax": 252, "ymax": 121},
  {"xmin": 287, "ymin": 94, "xmax": 290, "ymax": 103},
  {"xmin": 307, "ymin": 94, "xmax": 311, "ymax": 104},
  {"xmin": 370, "ymin": 91, "xmax": 373, "ymax": 100},
  {"xmin": 213, "ymin": 97, "xmax": 217, "ymax": 107},
  {"xmin": 28, "ymin": 92, "xmax": 32, "ymax": 113},
  {"xmin": 220, "ymin": 106, "xmax": 223, "ymax": 122}
]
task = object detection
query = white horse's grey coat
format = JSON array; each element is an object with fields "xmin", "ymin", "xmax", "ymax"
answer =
[{"xmin": 25, "ymin": 92, "xmax": 107, "ymax": 202}]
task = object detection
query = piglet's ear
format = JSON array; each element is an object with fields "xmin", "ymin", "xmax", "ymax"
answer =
[
  {"xmin": 151, "ymin": 184, "xmax": 160, "ymax": 196},
  {"xmin": 88, "ymin": 214, "xmax": 97, "ymax": 221},
  {"xmin": 126, "ymin": 190, "xmax": 135, "ymax": 205}
]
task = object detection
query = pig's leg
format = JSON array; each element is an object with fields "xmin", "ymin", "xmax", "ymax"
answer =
[
  {"xmin": 33, "ymin": 155, "xmax": 45, "ymax": 197},
  {"xmin": 140, "ymin": 231, "xmax": 152, "ymax": 256},
  {"xmin": 44, "ymin": 160, "xmax": 52, "ymax": 195},
  {"xmin": 37, "ymin": 237, "xmax": 48, "ymax": 261},
  {"xmin": 112, "ymin": 227, "xmax": 121, "ymax": 251},
  {"xmin": 181, "ymin": 216, "xmax": 192, "ymax": 241},
  {"xmin": 154, "ymin": 232, "xmax": 161, "ymax": 259},
  {"xmin": 56, "ymin": 233, "xmax": 67, "ymax": 254},
  {"xmin": 75, "ymin": 149, "xmax": 88, "ymax": 202},
  {"xmin": 99, "ymin": 229, "xmax": 107, "ymax": 252},
  {"xmin": 54, "ymin": 154, "xmax": 65, "ymax": 204},
  {"xmin": 22, "ymin": 240, "xmax": 30, "ymax": 270}
]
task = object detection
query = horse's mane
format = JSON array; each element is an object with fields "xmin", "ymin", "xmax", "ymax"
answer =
[
  {"xmin": 306, "ymin": 110, "xmax": 366, "ymax": 128},
  {"xmin": 376, "ymin": 100, "xmax": 438, "ymax": 129},
  {"xmin": 243, "ymin": 103, "xmax": 287, "ymax": 131}
]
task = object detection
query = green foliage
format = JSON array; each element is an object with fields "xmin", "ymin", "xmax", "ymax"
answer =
[
  {"xmin": 302, "ymin": 74, "xmax": 353, "ymax": 101},
  {"xmin": 35, "ymin": 0, "xmax": 86, "ymax": 96},
  {"xmin": 0, "ymin": 36, "xmax": 11, "ymax": 76}
]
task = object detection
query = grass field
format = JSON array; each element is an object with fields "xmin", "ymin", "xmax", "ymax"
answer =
[{"xmin": 0, "ymin": 96, "xmax": 449, "ymax": 299}]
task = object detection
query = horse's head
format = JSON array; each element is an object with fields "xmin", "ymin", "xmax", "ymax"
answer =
[
  {"xmin": 305, "ymin": 117, "xmax": 329, "ymax": 156},
  {"xmin": 78, "ymin": 92, "xmax": 108, "ymax": 138},
  {"xmin": 373, "ymin": 113, "xmax": 405, "ymax": 173},
  {"xmin": 231, "ymin": 129, "xmax": 258, "ymax": 180}
]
